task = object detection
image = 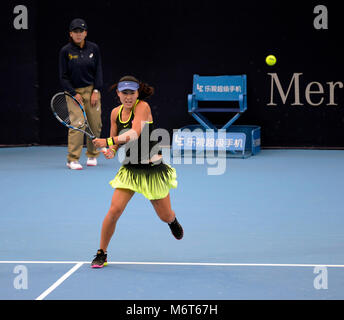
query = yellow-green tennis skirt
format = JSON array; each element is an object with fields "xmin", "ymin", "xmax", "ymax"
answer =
[{"xmin": 109, "ymin": 162, "xmax": 177, "ymax": 200}]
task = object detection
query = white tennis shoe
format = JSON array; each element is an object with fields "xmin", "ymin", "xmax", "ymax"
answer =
[
  {"xmin": 87, "ymin": 157, "xmax": 97, "ymax": 166},
  {"xmin": 67, "ymin": 161, "xmax": 83, "ymax": 170}
]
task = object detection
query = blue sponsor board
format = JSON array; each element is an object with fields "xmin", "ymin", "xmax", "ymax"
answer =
[{"xmin": 172, "ymin": 130, "xmax": 246, "ymax": 152}]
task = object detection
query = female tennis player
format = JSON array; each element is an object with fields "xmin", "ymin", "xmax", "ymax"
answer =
[{"xmin": 91, "ymin": 76, "xmax": 183, "ymax": 268}]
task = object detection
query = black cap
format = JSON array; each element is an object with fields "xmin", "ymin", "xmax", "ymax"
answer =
[{"xmin": 69, "ymin": 18, "xmax": 87, "ymax": 31}]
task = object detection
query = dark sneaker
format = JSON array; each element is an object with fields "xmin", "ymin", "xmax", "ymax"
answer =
[
  {"xmin": 168, "ymin": 218, "xmax": 184, "ymax": 240},
  {"xmin": 91, "ymin": 249, "xmax": 108, "ymax": 268}
]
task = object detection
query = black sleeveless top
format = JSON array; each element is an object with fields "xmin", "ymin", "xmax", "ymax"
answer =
[{"xmin": 116, "ymin": 100, "xmax": 160, "ymax": 164}]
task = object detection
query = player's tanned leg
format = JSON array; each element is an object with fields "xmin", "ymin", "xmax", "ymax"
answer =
[{"xmin": 99, "ymin": 188, "xmax": 135, "ymax": 251}]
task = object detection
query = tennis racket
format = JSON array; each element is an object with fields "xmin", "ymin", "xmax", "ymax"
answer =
[{"xmin": 51, "ymin": 91, "xmax": 97, "ymax": 139}]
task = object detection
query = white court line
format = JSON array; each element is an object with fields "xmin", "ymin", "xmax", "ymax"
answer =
[
  {"xmin": 35, "ymin": 262, "xmax": 84, "ymax": 300},
  {"xmin": 1, "ymin": 260, "xmax": 344, "ymax": 268},
  {"xmin": 1, "ymin": 260, "xmax": 343, "ymax": 300},
  {"xmin": 0, "ymin": 261, "xmax": 83, "ymax": 264}
]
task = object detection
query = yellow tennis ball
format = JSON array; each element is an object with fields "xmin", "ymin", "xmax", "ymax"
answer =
[{"xmin": 266, "ymin": 55, "xmax": 277, "ymax": 66}]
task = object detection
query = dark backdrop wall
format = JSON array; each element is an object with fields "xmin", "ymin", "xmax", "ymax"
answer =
[
  {"xmin": 1, "ymin": 0, "xmax": 343, "ymax": 147},
  {"xmin": 0, "ymin": 0, "xmax": 38, "ymax": 145}
]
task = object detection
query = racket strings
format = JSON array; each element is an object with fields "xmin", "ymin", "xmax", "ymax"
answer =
[{"xmin": 52, "ymin": 94, "xmax": 85, "ymax": 129}]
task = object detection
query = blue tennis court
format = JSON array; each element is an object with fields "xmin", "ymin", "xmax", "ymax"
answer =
[{"xmin": 1, "ymin": 146, "xmax": 344, "ymax": 300}]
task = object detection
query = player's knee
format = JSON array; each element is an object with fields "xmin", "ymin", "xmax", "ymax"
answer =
[{"xmin": 108, "ymin": 204, "xmax": 124, "ymax": 220}]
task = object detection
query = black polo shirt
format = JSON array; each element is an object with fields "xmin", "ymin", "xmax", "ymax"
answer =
[{"xmin": 59, "ymin": 40, "xmax": 103, "ymax": 96}]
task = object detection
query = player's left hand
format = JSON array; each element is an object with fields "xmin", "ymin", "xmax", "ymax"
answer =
[
  {"xmin": 93, "ymin": 138, "xmax": 107, "ymax": 148},
  {"xmin": 101, "ymin": 148, "xmax": 115, "ymax": 159}
]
